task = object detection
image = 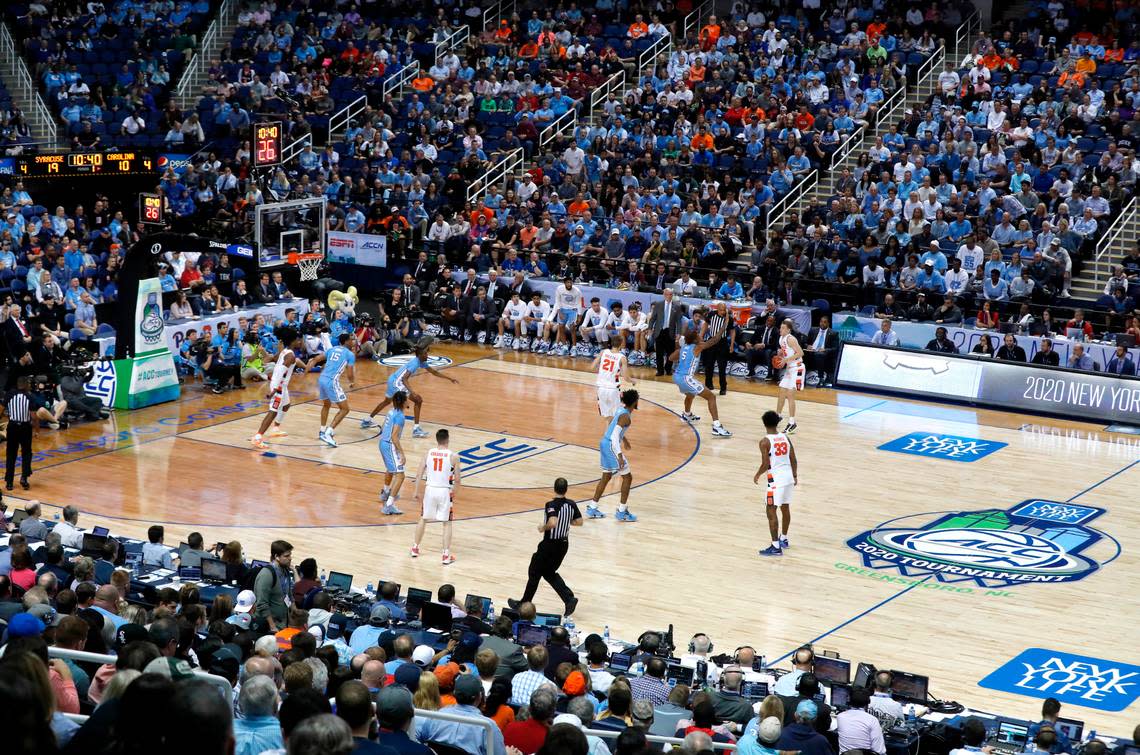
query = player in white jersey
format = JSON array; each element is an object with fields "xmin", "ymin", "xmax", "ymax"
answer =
[
  {"xmin": 590, "ymin": 335, "xmax": 635, "ymax": 418},
  {"xmin": 252, "ymin": 328, "xmax": 302, "ymax": 449},
  {"xmin": 626, "ymin": 302, "xmax": 650, "ymax": 363},
  {"xmin": 495, "ymin": 292, "xmax": 532, "ymax": 350},
  {"xmin": 524, "ymin": 293, "xmax": 554, "ymax": 352},
  {"xmin": 775, "ymin": 319, "xmax": 805, "ymax": 433},
  {"xmin": 604, "ymin": 302, "xmax": 632, "ymax": 349},
  {"xmin": 411, "ymin": 428, "xmax": 462, "ymax": 565},
  {"xmin": 551, "ymin": 276, "xmax": 583, "ymax": 355},
  {"xmin": 578, "ymin": 297, "xmax": 609, "ymax": 354},
  {"xmin": 753, "ymin": 410, "xmax": 798, "ymax": 556}
]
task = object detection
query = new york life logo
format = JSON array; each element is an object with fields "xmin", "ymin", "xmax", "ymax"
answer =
[
  {"xmin": 979, "ymin": 649, "xmax": 1140, "ymax": 711},
  {"xmin": 879, "ymin": 432, "xmax": 1007, "ymax": 462},
  {"xmin": 846, "ymin": 500, "xmax": 1115, "ymax": 589}
]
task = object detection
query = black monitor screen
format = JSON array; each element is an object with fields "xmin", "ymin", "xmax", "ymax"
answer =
[
  {"xmin": 179, "ymin": 566, "xmax": 202, "ymax": 581},
  {"xmin": 535, "ymin": 612, "xmax": 562, "ymax": 627},
  {"xmin": 420, "ymin": 601, "xmax": 453, "ymax": 632},
  {"xmin": 742, "ymin": 681, "xmax": 769, "ymax": 699},
  {"xmin": 405, "ymin": 588, "xmax": 432, "ymax": 614},
  {"xmin": 200, "ymin": 557, "xmax": 228, "ymax": 582},
  {"xmin": 830, "ymin": 685, "xmax": 851, "ymax": 708},
  {"xmin": 517, "ymin": 624, "xmax": 550, "ymax": 647},
  {"xmin": 666, "ymin": 664, "xmax": 694, "ymax": 686},
  {"xmin": 326, "ymin": 571, "xmax": 352, "ymax": 591},
  {"xmin": 466, "ymin": 594, "xmax": 492, "ymax": 618},
  {"xmin": 813, "ymin": 656, "xmax": 852, "ymax": 685},
  {"xmin": 609, "ymin": 651, "xmax": 633, "ymax": 672},
  {"xmin": 853, "ymin": 662, "xmax": 876, "ymax": 689},
  {"xmin": 81, "ymin": 534, "xmax": 109, "ymax": 557},
  {"xmin": 890, "ymin": 671, "xmax": 928, "ymax": 702}
]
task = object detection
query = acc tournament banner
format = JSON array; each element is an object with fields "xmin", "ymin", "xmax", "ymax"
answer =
[
  {"xmin": 326, "ymin": 230, "xmax": 387, "ymax": 267},
  {"xmin": 134, "ymin": 277, "xmax": 167, "ymax": 357}
]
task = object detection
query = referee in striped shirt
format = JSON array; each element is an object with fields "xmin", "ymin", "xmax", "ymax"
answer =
[
  {"xmin": 4, "ymin": 376, "xmax": 35, "ymax": 490},
  {"xmin": 509, "ymin": 477, "xmax": 583, "ymax": 617},
  {"xmin": 701, "ymin": 302, "xmax": 732, "ymax": 395}
]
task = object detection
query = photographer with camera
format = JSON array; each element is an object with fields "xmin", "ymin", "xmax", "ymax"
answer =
[
  {"xmin": 354, "ymin": 312, "xmax": 386, "ymax": 360},
  {"xmin": 203, "ymin": 327, "xmax": 243, "ymax": 394},
  {"xmin": 60, "ymin": 364, "xmax": 108, "ymax": 422},
  {"xmin": 30, "ymin": 375, "xmax": 69, "ymax": 430}
]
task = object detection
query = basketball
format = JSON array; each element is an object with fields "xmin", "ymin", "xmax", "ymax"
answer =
[{"xmin": 772, "ymin": 354, "xmax": 785, "ymax": 370}]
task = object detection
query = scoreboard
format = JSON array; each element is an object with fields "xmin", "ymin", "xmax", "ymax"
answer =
[
  {"xmin": 253, "ymin": 122, "xmax": 283, "ymax": 167},
  {"xmin": 0, "ymin": 151, "xmax": 155, "ymax": 178}
]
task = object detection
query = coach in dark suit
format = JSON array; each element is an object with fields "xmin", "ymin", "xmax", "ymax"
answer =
[
  {"xmin": 648, "ymin": 289, "xmax": 685, "ymax": 376},
  {"xmin": 746, "ymin": 315, "xmax": 781, "ymax": 380},
  {"xmin": 506, "ymin": 271, "xmax": 531, "ymax": 302},
  {"xmin": 398, "ymin": 274, "xmax": 422, "ymax": 309},
  {"xmin": 462, "ymin": 286, "xmax": 499, "ymax": 343},
  {"xmin": 4, "ymin": 304, "xmax": 35, "ymax": 388},
  {"xmin": 803, "ymin": 315, "xmax": 840, "ymax": 385}
]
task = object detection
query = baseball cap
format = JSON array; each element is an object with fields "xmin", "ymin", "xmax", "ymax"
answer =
[
  {"xmin": 434, "ymin": 662, "xmax": 461, "ymax": 689},
  {"xmin": 115, "ymin": 623, "xmax": 149, "ymax": 650},
  {"xmin": 394, "ymin": 662, "xmax": 422, "ymax": 692},
  {"xmin": 234, "ymin": 590, "xmax": 255, "ymax": 613},
  {"xmin": 226, "ymin": 613, "xmax": 252, "ymax": 631},
  {"xmin": 796, "ymin": 699, "xmax": 819, "ymax": 721},
  {"xmin": 454, "ymin": 674, "xmax": 483, "ymax": 698},
  {"xmin": 144, "ymin": 657, "xmax": 196, "ymax": 681},
  {"xmin": 563, "ymin": 670, "xmax": 587, "ymax": 695},
  {"xmin": 412, "ymin": 644, "xmax": 436, "ymax": 667},
  {"xmin": 6, "ymin": 612, "xmax": 46, "ymax": 638},
  {"xmin": 369, "ymin": 604, "xmax": 392, "ymax": 626},
  {"xmin": 377, "ymin": 685, "xmax": 416, "ymax": 719},
  {"xmin": 553, "ymin": 713, "xmax": 584, "ymax": 729},
  {"xmin": 27, "ymin": 603, "xmax": 59, "ymax": 627},
  {"xmin": 759, "ymin": 716, "xmax": 783, "ymax": 744}
]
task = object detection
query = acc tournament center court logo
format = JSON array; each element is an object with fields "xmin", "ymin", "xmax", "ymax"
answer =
[
  {"xmin": 847, "ymin": 500, "xmax": 1118, "ymax": 589},
  {"xmin": 379, "ymin": 354, "xmax": 453, "ymax": 369}
]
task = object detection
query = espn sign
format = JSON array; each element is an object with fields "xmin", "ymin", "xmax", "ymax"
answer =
[{"xmin": 325, "ymin": 231, "xmax": 387, "ymax": 267}]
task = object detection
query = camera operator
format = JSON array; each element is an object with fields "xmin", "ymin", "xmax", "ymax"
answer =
[
  {"xmin": 396, "ymin": 300, "xmax": 426, "ymax": 345},
  {"xmin": 203, "ymin": 328, "xmax": 243, "ymax": 394},
  {"xmin": 176, "ymin": 328, "xmax": 206, "ymax": 379},
  {"xmin": 60, "ymin": 364, "xmax": 108, "ymax": 422},
  {"xmin": 301, "ymin": 310, "xmax": 332, "ymax": 354},
  {"xmin": 354, "ymin": 313, "xmax": 385, "ymax": 359},
  {"xmin": 30, "ymin": 374, "xmax": 68, "ymax": 430}
]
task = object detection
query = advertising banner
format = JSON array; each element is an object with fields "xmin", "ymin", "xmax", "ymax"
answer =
[
  {"xmin": 134, "ymin": 277, "xmax": 167, "ymax": 357},
  {"xmin": 326, "ymin": 231, "xmax": 387, "ymax": 267}
]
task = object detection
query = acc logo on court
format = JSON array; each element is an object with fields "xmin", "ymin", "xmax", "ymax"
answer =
[
  {"xmin": 379, "ymin": 354, "xmax": 453, "ymax": 369},
  {"xmin": 847, "ymin": 500, "xmax": 1113, "ymax": 588}
]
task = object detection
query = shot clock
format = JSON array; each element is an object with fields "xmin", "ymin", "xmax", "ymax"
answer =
[
  {"xmin": 139, "ymin": 193, "xmax": 164, "ymax": 226},
  {"xmin": 253, "ymin": 122, "xmax": 283, "ymax": 167}
]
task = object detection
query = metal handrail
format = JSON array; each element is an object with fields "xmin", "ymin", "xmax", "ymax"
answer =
[
  {"xmin": 767, "ymin": 169, "xmax": 817, "ymax": 234},
  {"xmin": 175, "ymin": 0, "xmax": 234, "ymax": 102},
  {"xmin": 415, "ymin": 707, "xmax": 497, "ymax": 755},
  {"xmin": 0, "ymin": 22, "xmax": 57, "ymax": 145},
  {"xmin": 875, "ymin": 85, "xmax": 907, "ymax": 136},
  {"xmin": 589, "ymin": 69, "xmax": 626, "ymax": 111},
  {"xmin": 830, "ymin": 126, "xmax": 865, "ymax": 174},
  {"xmin": 914, "ymin": 45, "xmax": 945, "ymax": 102},
  {"xmin": 467, "ymin": 147, "xmax": 523, "ymax": 202},
  {"xmin": 382, "ymin": 60, "xmax": 422, "ymax": 100},
  {"xmin": 1094, "ymin": 195, "xmax": 1139, "ymax": 292},
  {"xmin": 327, "ymin": 95, "xmax": 367, "ymax": 144},
  {"xmin": 588, "ymin": 726, "xmax": 738, "ymax": 751},
  {"xmin": 434, "ymin": 24, "xmax": 470, "ymax": 66},
  {"xmin": 282, "ymin": 132, "xmax": 312, "ymax": 164},
  {"xmin": 954, "ymin": 10, "xmax": 981, "ymax": 65},
  {"xmin": 48, "ymin": 647, "xmax": 233, "ymax": 707},
  {"xmin": 637, "ymin": 31, "xmax": 672, "ymax": 77},
  {"xmin": 682, "ymin": 0, "xmax": 714, "ymax": 40},
  {"xmin": 482, "ymin": 0, "xmax": 516, "ymax": 33},
  {"xmin": 539, "ymin": 109, "xmax": 577, "ymax": 148}
]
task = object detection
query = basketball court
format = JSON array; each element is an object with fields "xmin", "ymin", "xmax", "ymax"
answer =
[{"xmin": 13, "ymin": 345, "xmax": 1138, "ymax": 732}]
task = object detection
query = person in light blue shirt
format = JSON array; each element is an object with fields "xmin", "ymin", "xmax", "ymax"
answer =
[
  {"xmin": 233, "ymin": 677, "xmax": 284, "ymax": 755},
  {"xmin": 417, "ymin": 675, "xmax": 507, "ymax": 755},
  {"xmin": 983, "ymin": 268, "xmax": 1009, "ymax": 301},
  {"xmin": 871, "ymin": 319, "xmax": 901, "ymax": 346},
  {"xmin": 919, "ymin": 246, "xmax": 948, "ymax": 273},
  {"xmin": 915, "ymin": 263, "xmax": 947, "ymax": 294},
  {"xmin": 717, "ymin": 275, "xmax": 744, "ymax": 300},
  {"xmin": 142, "ymin": 524, "xmax": 176, "ymax": 569}
]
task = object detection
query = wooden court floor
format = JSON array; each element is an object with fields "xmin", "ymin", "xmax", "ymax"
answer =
[{"xmin": 10, "ymin": 345, "xmax": 1139, "ymax": 733}]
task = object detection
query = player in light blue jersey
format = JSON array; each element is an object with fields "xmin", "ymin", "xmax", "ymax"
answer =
[
  {"xmin": 588, "ymin": 389, "xmax": 639, "ymax": 522},
  {"xmin": 312, "ymin": 332, "xmax": 357, "ymax": 447},
  {"xmin": 670, "ymin": 330, "xmax": 731, "ymax": 436},
  {"xmin": 378, "ymin": 391, "xmax": 408, "ymax": 515},
  {"xmin": 362, "ymin": 336, "xmax": 458, "ymax": 438}
]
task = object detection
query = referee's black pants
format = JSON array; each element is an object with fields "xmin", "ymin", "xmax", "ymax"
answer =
[
  {"xmin": 521, "ymin": 539, "xmax": 574, "ymax": 604},
  {"xmin": 702, "ymin": 340, "xmax": 729, "ymax": 392},
  {"xmin": 5, "ymin": 421, "xmax": 32, "ymax": 486}
]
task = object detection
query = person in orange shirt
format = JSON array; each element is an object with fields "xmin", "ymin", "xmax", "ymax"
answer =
[
  {"xmin": 567, "ymin": 196, "xmax": 590, "ymax": 217},
  {"xmin": 1001, "ymin": 51, "xmax": 1020, "ymax": 71},
  {"xmin": 867, "ymin": 21, "xmax": 887, "ymax": 44},
  {"xmin": 1074, "ymin": 53, "xmax": 1097, "ymax": 74},
  {"xmin": 698, "ymin": 15, "xmax": 721, "ymax": 51},
  {"xmin": 691, "ymin": 128, "xmax": 714, "ymax": 151},
  {"xmin": 470, "ymin": 202, "xmax": 494, "ymax": 227},
  {"xmin": 412, "ymin": 72, "xmax": 435, "ymax": 92},
  {"xmin": 687, "ymin": 59, "xmax": 707, "ymax": 86},
  {"xmin": 981, "ymin": 51, "xmax": 1004, "ymax": 70},
  {"xmin": 494, "ymin": 20, "xmax": 512, "ymax": 42},
  {"xmin": 628, "ymin": 14, "xmax": 649, "ymax": 38},
  {"xmin": 1058, "ymin": 69, "xmax": 1086, "ymax": 88},
  {"xmin": 519, "ymin": 40, "xmax": 539, "ymax": 58},
  {"xmin": 793, "ymin": 105, "xmax": 815, "ymax": 132},
  {"xmin": 1104, "ymin": 46, "xmax": 1124, "ymax": 62}
]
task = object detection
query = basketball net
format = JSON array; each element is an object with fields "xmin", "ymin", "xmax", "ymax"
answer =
[{"xmin": 296, "ymin": 256, "xmax": 321, "ymax": 281}]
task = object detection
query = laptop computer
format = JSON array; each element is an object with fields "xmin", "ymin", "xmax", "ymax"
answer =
[
  {"xmin": 1065, "ymin": 327, "xmax": 1086, "ymax": 341},
  {"xmin": 988, "ymin": 721, "xmax": 1029, "ymax": 755},
  {"xmin": 200, "ymin": 556, "xmax": 228, "ymax": 584},
  {"xmin": 81, "ymin": 533, "xmax": 109, "ymax": 558},
  {"xmin": 829, "ymin": 684, "xmax": 852, "ymax": 710},
  {"xmin": 465, "ymin": 594, "xmax": 492, "ymax": 619},
  {"xmin": 535, "ymin": 612, "xmax": 562, "ymax": 627},
  {"xmin": 250, "ymin": 559, "xmax": 271, "ymax": 570},
  {"xmin": 853, "ymin": 662, "xmax": 876, "ymax": 689},
  {"xmin": 405, "ymin": 587, "xmax": 432, "ymax": 618},
  {"xmin": 179, "ymin": 566, "xmax": 202, "ymax": 582},
  {"xmin": 92, "ymin": 526, "xmax": 110, "ymax": 537},
  {"xmin": 665, "ymin": 664, "xmax": 695, "ymax": 687},
  {"xmin": 1116, "ymin": 333, "xmax": 1138, "ymax": 348},
  {"xmin": 1053, "ymin": 718, "xmax": 1084, "ymax": 743},
  {"xmin": 420, "ymin": 601, "xmax": 453, "ymax": 633},
  {"xmin": 516, "ymin": 623, "xmax": 551, "ymax": 647},
  {"xmin": 741, "ymin": 681, "xmax": 770, "ymax": 699},
  {"xmin": 889, "ymin": 670, "xmax": 928, "ymax": 703},
  {"xmin": 326, "ymin": 571, "xmax": 352, "ymax": 592},
  {"xmin": 813, "ymin": 656, "xmax": 852, "ymax": 685},
  {"xmin": 608, "ymin": 651, "xmax": 633, "ymax": 673}
]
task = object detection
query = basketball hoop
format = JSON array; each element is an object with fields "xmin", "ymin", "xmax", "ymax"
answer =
[{"xmin": 287, "ymin": 251, "xmax": 323, "ymax": 281}]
